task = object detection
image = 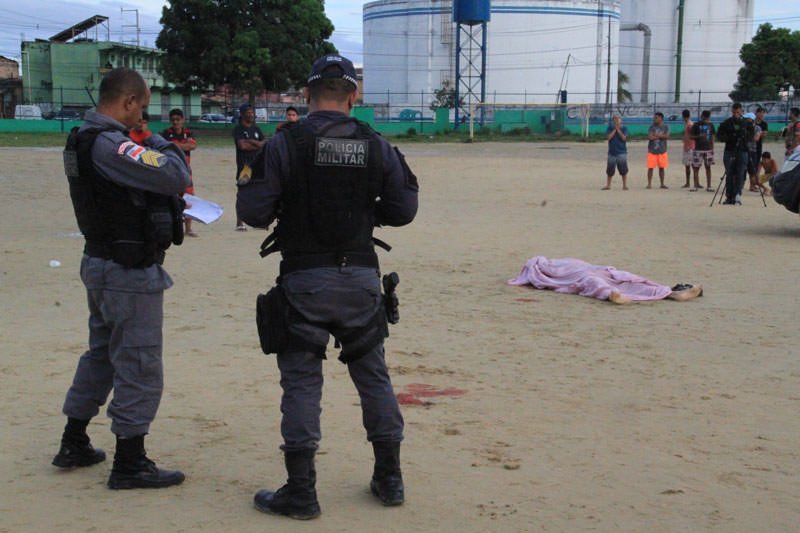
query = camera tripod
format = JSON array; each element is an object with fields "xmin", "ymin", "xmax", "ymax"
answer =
[{"xmin": 709, "ymin": 170, "xmax": 767, "ymax": 207}]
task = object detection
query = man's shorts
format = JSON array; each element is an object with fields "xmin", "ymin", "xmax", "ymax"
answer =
[
  {"xmin": 647, "ymin": 152, "xmax": 668, "ymax": 169},
  {"xmin": 682, "ymin": 149, "xmax": 694, "ymax": 166},
  {"xmin": 606, "ymin": 154, "xmax": 628, "ymax": 176},
  {"xmin": 759, "ymin": 172, "xmax": 775, "ymax": 185},
  {"xmin": 691, "ymin": 150, "xmax": 714, "ymax": 168}
]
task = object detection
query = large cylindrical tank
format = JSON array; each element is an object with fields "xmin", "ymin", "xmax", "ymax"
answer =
[
  {"xmin": 619, "ymin": 0, "xmax": 753, "ymax": 102},
  {"xmin": 363, "ymin": 0, "xmax": 621, "ymax": 108}
]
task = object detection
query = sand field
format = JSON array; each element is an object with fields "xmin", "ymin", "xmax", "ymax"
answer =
[{"xmin": 1, "ymin": 138, "xmax": 799, "ymax": 531}]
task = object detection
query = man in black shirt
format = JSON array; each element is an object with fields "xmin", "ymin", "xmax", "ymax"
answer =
[
  {"xmin": 716, "ymin": 102, "xmax": 754, "ymax": 205},
  {"xmin": 691, "ymin": 110, "xmax": 716, "ymax": 192},
  {"xmin": 232, "ymin": 103, "xmax": 265, "ymax": 230}
]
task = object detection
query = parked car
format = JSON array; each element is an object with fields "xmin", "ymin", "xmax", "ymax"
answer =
[
  {"xmin": 14, "ymin": 105, "xmax": 43, "ymax": 120},
  {"xmin": 199, "ymin": 113, "xmax": 229, "ymax": 123},
  {"xmin": 43, "ymin": 107, "xmax": 85, "ymax": 121}
]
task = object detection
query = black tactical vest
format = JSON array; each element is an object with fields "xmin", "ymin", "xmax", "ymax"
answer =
[
  {"xmin": 63, "ymin": 127, "xmax": 177, "ymax": 268},
  {"xmin": 275, "ymin": 119, "xmax": 384, "ymax": 259}
]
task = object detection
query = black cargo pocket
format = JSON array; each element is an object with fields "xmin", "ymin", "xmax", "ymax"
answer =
[{"xmin": 256, "ymin": 286, "xmax": 288, "ymax": 355}]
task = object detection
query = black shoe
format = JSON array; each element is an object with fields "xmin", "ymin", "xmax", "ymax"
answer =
[
  {"xmin": 52, "ymin": 441, "xmax": 106, "ymax": 468},
  {"xmin": 254, "ymin": 486, "xmax": 321, "ymax": 520},
  {"xmin": 370, "ymin": 474, "xmax": 405, "ymax": 506},
  {"xmin": 371, "ymin": 441, "xmax": 405, "ymax": 506},
  {"xmin": 52, "ymin": 418, "xmax": 106, "ymax": 468},
  {"xmin": 107, "ymin": 434, "xmax": 184, "ymax": 490},
  {"xmin": 108, "ymin": 456, "xmax": 185, "ymax": 490},
  {"xmin": 254, "ymin": 448, "xmax": 320, "ymax": 519}
]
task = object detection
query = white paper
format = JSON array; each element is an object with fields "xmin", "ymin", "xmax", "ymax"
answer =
[{"xmin": 183, "ymin": 194, "xmax": 224, "ymax": 225}]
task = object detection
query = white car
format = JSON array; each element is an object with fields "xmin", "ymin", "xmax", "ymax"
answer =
[
  {"xmin": 199, "ymin": 113, "xmax": 229, "ymax": 123},
  {"xmin": 15, "ymin": 105, "xmax": 42, "ymax": 120}
]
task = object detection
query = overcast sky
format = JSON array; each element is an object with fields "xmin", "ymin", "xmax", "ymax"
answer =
[{"xmin": 1, "ymin": 0, "xmax": 798, "ymax": 64}]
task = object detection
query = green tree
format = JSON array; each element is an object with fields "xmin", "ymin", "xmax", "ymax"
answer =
[
  {"xmin": 617, "ymin": 70, "xmax": 632, "ymax": 103},
  {"xmin": 429, "ymin": 80, "xmax": 461, "ymax": 111},
  {"xmin": 156, "ymin": 0, "xmax": 336, "ymax": 97},
  {"xmin": 730, "ymin": 23, "xmax": 800, "ymax": 101}
]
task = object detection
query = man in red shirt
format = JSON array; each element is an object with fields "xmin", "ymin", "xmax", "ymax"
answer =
[
  {"xmin": 162, "ymin": 108, "xmax": 198, "ymax": 236},
  {"xmin": 128, "ymin": 111, "xmax": 151, "ymax": 144}
]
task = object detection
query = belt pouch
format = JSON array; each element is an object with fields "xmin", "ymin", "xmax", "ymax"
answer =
[{"xmin": 256, "ymin": 285, "xmax": 288, "ymax": 354}]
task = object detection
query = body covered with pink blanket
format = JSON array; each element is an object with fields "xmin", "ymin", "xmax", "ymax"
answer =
[{"xmin": 508, "ymin": 256, "xmax": 672, "ymax": 301}]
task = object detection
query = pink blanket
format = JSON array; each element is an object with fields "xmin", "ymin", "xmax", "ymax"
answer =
[{"xmin": 508, "ymin": 256, "xmax": 672, "ymax": 301}]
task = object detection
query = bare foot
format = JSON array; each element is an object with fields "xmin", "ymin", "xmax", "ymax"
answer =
[
  {"xmin": 646, "ymin": 184, "xmax": 652, "ymax": 189},
  {"xmin": 601, "ymin": 186, "xmax": 610, "ymax": 190},
  {"xmin": 622, "ymin": 186, "xmax": 629, "ymax": 190},
  {"xmin": 667, "ymin": 285, "xmax": 703, "ymax": 301},
  {"xmin": 660, "ymin": 184, "xmax": 669, "ymax": 189},
  {"xmin": 681, "ymin": 183, "xmax": 690, "ymax": 188},
  {"xmin": 609, "ymin": 291, "xmax": 632, "ymax": 304}
]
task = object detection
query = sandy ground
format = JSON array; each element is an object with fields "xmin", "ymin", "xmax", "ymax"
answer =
[{"xmin": 1, "ymin": 138, "xmax": 799, "ymax": 532}]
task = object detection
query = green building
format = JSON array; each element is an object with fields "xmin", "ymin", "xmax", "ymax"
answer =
[{"xmin": 21, "ymin": 15, "xmax": 202, "ymax": 120}]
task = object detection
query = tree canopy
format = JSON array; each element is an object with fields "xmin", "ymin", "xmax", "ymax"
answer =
[
  {"xmin": 730, "ymin": 23, "xmax": 800, "ymax": 101},
  {"xmin": 156, "ymin": 0, "xmax": 337, "ymax": 96}
]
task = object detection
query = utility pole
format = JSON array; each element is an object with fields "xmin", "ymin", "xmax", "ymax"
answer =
[
  {"xmin": 604, "ymin": 15, "xmax": 612, "ymax": 117},
  {"xmin": 674, "ymin": 0, "xmax": 685, "ymax": 102}
]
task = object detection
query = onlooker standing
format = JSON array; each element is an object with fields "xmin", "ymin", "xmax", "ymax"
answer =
[
  {"xmin": 681, "ymin": 109, "xmax": 695, "ymax": 188},
  {"xmin": 276, "ymin": 106, "xmax": 301, "ymax": 132},
  {"xmin": 743, "ymin": 112, "xmax": 762, "ymax": 192},
  {"xmin": 717, "ymin": 102, "xmax": 754, "ymax": 205},
  {"xmin": 691, "ymin": 110, "xmax": 716, "ymax": 192},
  {"xmin": 128, "ymin": 111, "xmax": 151, "ymax": 144},
  {"xmin": 749, "ymin": 107, "xmax": 769, "ymax": 190},
  {"xmin": 162, "ymin": 108, "xmax": 198, "ymax": 236},
  {"xmin": 646, "ymin": 112, "xmax": 670, "ymax": 189},
  {"xmin": 232, "ymin": 103, "xmax": 265, "ymax": 231},
  {"xmin": 603, "ymin": 115, "xmax": 629, "ymax": 190},
  {"xmin": 784, "ymin": 107, "xmax": 800, "ymax": 159},
  {"xmin": 755, "ymin": 107, "xmax": 768, "ymax": 161}
]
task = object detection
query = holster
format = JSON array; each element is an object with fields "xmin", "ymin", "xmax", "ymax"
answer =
[{"xmin": 256, "ymin": 285, "xmax": 290, "ymax": 355}]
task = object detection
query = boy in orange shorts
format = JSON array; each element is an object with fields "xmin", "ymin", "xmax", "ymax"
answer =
[{"xmin": 647, "ymin": 112, "xmax": 670, "ymax": 189}]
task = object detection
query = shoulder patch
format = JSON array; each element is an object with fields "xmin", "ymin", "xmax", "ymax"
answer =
[
  {"xmin": 140, "ymin": 150, "xmax": 166, "ymax": 167},
  {"xmin": 125, "ymin": 145, "xmax": 145, "ymax": 161},
  {"xmin": 118, "ymin": 141, "xmax": 136, "ymax": 155}
]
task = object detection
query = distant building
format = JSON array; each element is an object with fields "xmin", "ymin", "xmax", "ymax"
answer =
[
  {"xmin": 0, "ymin": 55, "xmax": 22, "ymax": 118},
  {"xmin": 20, "ymin": 15, "xmax": 202, "ymax": 119}
]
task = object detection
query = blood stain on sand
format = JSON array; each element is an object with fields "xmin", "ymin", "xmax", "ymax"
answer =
[{"xmin": 397, "ymin": 383, "xmax": 467, "ymax": 406}]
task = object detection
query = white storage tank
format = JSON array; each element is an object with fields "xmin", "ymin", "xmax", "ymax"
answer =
[
  {"xmin": 363, "ymin": 0, "xmax": 622, "ymax": 110},
  {"xmin": 618, "ymin": 0, "xmax": 754, "ymax": 102}
]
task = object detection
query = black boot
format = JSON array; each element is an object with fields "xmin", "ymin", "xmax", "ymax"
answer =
[
  {"xmin": 52, "ymin": 418, "xmax": 106, "ymax": 468},
  {"xmin": 370, "ymin": 441, "xmax": 404, "ymax": 506},
  {"xmin": 107, "ymin": 435, "xmax": 185, "ymax": 490},
  {"xmin": 254, "ymin": 448, "xmax": 321, "ymax": 520}
]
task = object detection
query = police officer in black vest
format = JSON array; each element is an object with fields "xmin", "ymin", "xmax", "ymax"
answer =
[
  {"xmin": 53, "ymin": 68, "xmax": 191, "ymax": 489},
  {"xmin": 237, "ymin": 54, "xmax": 419, "ymax": 519}
]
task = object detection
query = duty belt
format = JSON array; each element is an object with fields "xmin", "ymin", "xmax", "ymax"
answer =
[
  {"xmin": 83, "ymin": 240, "xmax": 113, "ymax": 259},
  {"xmin": 279, "ymin": 251, "xmax": 379, "ymax": 275}
]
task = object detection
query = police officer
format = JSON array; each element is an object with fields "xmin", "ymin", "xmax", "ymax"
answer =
[
  {"xmin": 53, "ymin": 68, "xmax": 191, "ymax": 490},
  {"xmin": 237, "ymin": 54, "xmax": 418, "ymax": 519}
]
